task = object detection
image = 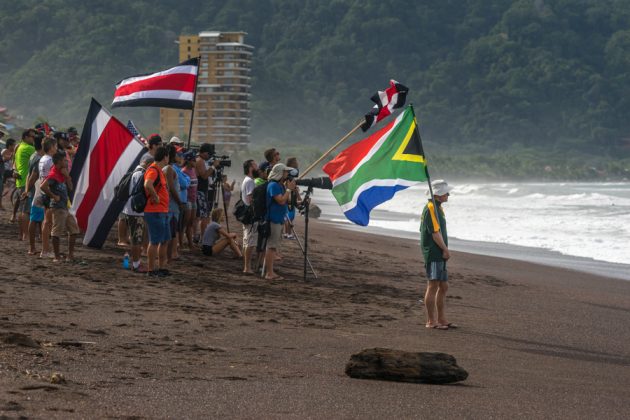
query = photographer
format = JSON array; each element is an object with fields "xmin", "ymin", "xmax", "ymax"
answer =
[
  {"xmin": 284, "ymin": 157, "xmax": 302, "ymax": 239},
  {"xmin": 195, "ymin": 143, "xmax": 219, "ymax": 240},
  {"xmin": 263, "ymin": 163, "xmax": 297, "ymax": 281}
]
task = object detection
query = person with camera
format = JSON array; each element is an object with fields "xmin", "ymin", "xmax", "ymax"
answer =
[
  {"xmin": 240, "ymin": 159, "xmax": 258, "ymax": 274},
  {"xmin": 263, "ymin": 163, "xmax": 297, "ymax": 281},
  {"xmin": 195, "ymin": 143, "xmax": 219, "ymax": 242},
  {"xmin": 13, "ymin": 129, "xmax": 37, "ymax": 240}
]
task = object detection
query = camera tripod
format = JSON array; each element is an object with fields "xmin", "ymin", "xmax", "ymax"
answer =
[{"xmin": 210, "ymin": 165, "xmax": 230, "ymax": 232}]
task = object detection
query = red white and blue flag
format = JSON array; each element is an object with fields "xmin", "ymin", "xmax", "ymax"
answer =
[
  {"xmin": 70, "ymin": 98, "xmax": 145, "ymax": 248},
  {"xmin": 112, "ymin": 58, "xmax": 199, "ymax": 109},
  {"xmin": 361, "ymin": 80, "xmax": 409, "ymax": 131}
]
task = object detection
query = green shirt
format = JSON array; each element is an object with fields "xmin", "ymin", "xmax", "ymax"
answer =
[
  {"xmin": 420, "ymin": 200, "xmax": 448, "ymax": 264},
  {"xmin": 14, "ymin": 141, "xmax": 35, "ymax": 188}
]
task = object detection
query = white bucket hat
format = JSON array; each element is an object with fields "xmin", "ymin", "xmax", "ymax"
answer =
[
  {"xmin": 427, "ymin": 179, "xmax": 453, "ymax": 196},
  {"xmin": 169, "ymin": 136, "xmax": 183, "ymax": 144},
  {"xmin": 269, "ymin": 163, "xmax": 289, "ymax": 181}
]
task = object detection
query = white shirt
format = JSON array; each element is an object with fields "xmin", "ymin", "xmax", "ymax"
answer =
[
  {"xmin": 241, "ymin": 176, "xmax": 255, "ymax": 205},
  {"xmin": 38, "ymin": 154, "xmax": 53, "ymax": 180}
]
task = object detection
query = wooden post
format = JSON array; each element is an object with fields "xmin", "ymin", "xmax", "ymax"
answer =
[
  {"xmin": 186, "ymin": 56, "xmax": 201, "ymax": 149},
  {"xmin": 298, "ymin": 120, "xmax": 364, "ymax": 179}
]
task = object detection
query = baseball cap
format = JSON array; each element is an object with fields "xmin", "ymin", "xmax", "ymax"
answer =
[{"xmin": 148, "ymin": 134, "xmax": 162, "ymax": 146}]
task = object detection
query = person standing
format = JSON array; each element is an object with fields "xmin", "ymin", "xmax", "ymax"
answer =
[
  {"xmin": 143, "ymin": 146, "xmax": 170, "ymax": 277},
  {"xmin": 195, "ymin": 143, "xmax": 219, "ymax": 241},
  {"xmin": 420, "ymin": 180, "xmax": 456, "ymax": 330},
  {"xmin": 181, "ymin": 151, "xmax": 198, "ymax": 250},
  {"xmin": 122, "ymin": 155, "xmax": 154, "ymax": 273},
  {"xmin": 241, "ymin": 159, "xmax": 258, "ymax": 274},
  {"xmin": 263, "ymin": 163, "xmax": 296, "ymax": 281},
  {"xmin": 1, "ymin": 137, "xmax": 17, "ymax": 210},
  {"xmin": 13, "ymin": 129, "xmax": 37, "ymax": 240}
]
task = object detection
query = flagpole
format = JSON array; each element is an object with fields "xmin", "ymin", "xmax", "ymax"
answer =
[
  {"xmin": 299, "ymin": 120, "xmax": 363, "ymax": 179},
  {"xmin": 186, "ymin": 56, "xmax": 201, "ymax": 150},
  {"xmin": 409, "ymin": 104, "xmax": 440, "ymax": 214}
]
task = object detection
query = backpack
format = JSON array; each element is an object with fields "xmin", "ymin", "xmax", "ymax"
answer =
[
  {"xmin": 233, "ymin": 198, "xmax": 254, "ymax": 225},
  {"xmin": 130, "ymin": 167, "xmax": 159, "ymax": 213},
  {"xmin": 251, "ymin": 180, "xmax": 269, "ymax": 222},
  {"xmin": 114, "ymin": 170, "xmax": 135, "ymax": 203}
]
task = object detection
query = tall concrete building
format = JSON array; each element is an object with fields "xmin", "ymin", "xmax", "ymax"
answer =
[{"xmin": 160, "ymin": 31, "xmax": 253, "ymax": 151}]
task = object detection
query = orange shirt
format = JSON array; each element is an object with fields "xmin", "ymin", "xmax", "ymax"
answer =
[{"xmin": 143, "ymin": 163, "xmax": 169, "ymax": 213}]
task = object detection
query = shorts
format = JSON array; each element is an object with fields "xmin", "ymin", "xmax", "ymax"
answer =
[
  {"xmin": 197, "ymin": 190, "xmax": 209, "ymax": 218},
  {"xmin": 30, "ymin": 205, "xmax": 45, "ymax": 223},
  {"xmin": 124, "ymin": 214, "xmax": 145, "ymax": 246},
  {"xmin": 267, "ymin": 222, "xmax": 283, "ymax": 250},
  {"xmin": 144, "ymin": 212, "xmax": 170, "ymax": 245},
  {"xmin": 14, "ymin": 187, "xmax": 31, "ymax": 213},
  {"xmin": 202, "ymin": 245, "xmax": 213, "ymax": 256},
  {"xmin": 242, "ymin": 223, "xmax": 258, "ymax": 248},
  {"xmin": 51, "ymin": 209, "xmax": 80, "ymax": 237},
  {"xmin": 426, "ymin": 261, "xmax": 448, "ymax": 281},
  {"xmin": 287, "ymin": 208, "xmax": 296, "ymax": 221}
]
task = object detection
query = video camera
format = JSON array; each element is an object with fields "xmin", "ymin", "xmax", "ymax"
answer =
[{"xmin": 202, "ymin": 143, "xmax": 231, "ymax": 168}]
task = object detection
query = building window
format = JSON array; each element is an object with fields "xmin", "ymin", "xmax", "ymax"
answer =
[{"xmin": 187, "ymin": 46, "xmax": 191, "ymax": 52}]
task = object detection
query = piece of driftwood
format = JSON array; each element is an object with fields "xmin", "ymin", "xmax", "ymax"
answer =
[{"xmin": 345, "ymin": 347, "xmax": 468, "ymax": 384}]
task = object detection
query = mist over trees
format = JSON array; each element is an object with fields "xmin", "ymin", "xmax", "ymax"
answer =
[{"xmin": 1, "ymin": 0, "xmax": 630, "ymax": 169}]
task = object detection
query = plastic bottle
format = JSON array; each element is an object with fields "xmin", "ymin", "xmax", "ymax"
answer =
[{"xmin": 123, "ymin": 252, "xmax": 130, "ymax": 269}]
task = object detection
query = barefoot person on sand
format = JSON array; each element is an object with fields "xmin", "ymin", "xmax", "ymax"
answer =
[{"xmin": 421, "ymin": 179, "xmax": 457, "ymax": 330}]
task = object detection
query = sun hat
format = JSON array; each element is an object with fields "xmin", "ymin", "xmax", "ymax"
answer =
[
  {"xmin": 427, "ymin": 179, "xmax": 453, "ymax": 196},
  {"xmin": 169, "ymin": 136, "xmax": 183, "ymax": 144},
  {"xmin": 269, "ymin": 163, "xmax": 289, "ymax": 181}
]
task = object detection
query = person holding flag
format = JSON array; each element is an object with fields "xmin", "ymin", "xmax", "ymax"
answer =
[{"xmin": 420, "ymin": 180, "xmax": 457, "ymax": 330}]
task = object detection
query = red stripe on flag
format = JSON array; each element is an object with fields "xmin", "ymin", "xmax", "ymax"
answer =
[
  {"xmin": 74, "ymin": 118, "xmax": 133, "ymax": 231},
  {"xmin": 323, "ymin": 118, "xmax": 397, "ymax": 182},
  {"xmin": 114, "ymin": 73, "xmax": 196, "ymax": 98}
]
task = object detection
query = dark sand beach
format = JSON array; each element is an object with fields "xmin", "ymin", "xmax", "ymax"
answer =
[{"xmin": 1, "ymin": 210, "xmax": 629, "ymax": 419}]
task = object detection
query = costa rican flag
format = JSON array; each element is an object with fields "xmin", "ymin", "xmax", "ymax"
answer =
[
  {"xmin": 112, "ymin": 58, "xmax": 199, "ymax": 109},
  {"xmin": 69, "ymin": 98, "xmax": 145, "ymax": 248},
  {"xmin": 361, "ymin": 80, "xmax": 409, "ymax": 132}
]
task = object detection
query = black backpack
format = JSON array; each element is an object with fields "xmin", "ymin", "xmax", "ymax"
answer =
[
  {"xmin": 251, "ymin": 180, "xmax": 269, "ymax": 222},
  {"xmin": 233, "ymin": 198, "xmax": 254, "ymax": 225},
  {"xmin": 130, "ymin": 167, "xmax": 159, "ymax": 213},
  {"xmin": 114, "ymin": 170, "xmax": 135, "ymax": 202}
]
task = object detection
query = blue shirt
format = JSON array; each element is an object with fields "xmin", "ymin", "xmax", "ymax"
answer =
[
  {"xmin": 173, "ymin": 164, "xmax": 190, "ymax": 204},
  {"xmin": 266, "ymin": 181, "xmax": 287, "ymax": 224}
]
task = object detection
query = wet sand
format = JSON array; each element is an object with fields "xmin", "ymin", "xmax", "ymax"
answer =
[{"xmin": 1, "ymin": 210, "xmax": 629, "ymax": 419}]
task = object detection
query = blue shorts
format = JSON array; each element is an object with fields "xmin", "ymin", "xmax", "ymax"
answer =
[
  {"xmin": 426, "ymin": 261, "xmax": 448, "ymax": 281},
  {"xmin": 144, "ymin": 212, "xmax": 171, "ymax": 245},
  {"xmin": 30, "ymin": 205, "xmax": 45, "ymax": 222},
  {"xmin": 288, "ymin": 208, "xmax": 296, "ymax": 221}
]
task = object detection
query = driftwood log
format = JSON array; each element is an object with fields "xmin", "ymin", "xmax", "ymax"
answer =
[{"xmin": 345, "ymin": 348, "xmax": 468, "ymax": 384}]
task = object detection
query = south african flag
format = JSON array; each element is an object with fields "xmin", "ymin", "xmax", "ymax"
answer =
[{"xmin": 322, "ymin": 106, "xmax": 428, "ymax": 226}]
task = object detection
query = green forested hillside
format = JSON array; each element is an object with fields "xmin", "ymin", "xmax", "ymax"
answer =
[{"xmin": 1, "ymin": 0, "xmax": 630, "ymax": 173}]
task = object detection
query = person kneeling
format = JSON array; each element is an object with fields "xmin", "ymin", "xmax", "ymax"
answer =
[{"xmin": 202, "ymin": 208, "xmax": 242, "ymax": 258}]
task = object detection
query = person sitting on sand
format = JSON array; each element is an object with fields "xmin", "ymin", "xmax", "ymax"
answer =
[
  {"xmin": 420, "ymin": 179, "xmax": 457, "ymax": 330},
  {"xmin": 201, "ymin": 208, "xmax": 242, "ymax": 258}
]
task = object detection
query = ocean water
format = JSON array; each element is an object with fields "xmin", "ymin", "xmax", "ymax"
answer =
[{"xmin": 311, "ymin": 182, "xmax": 630, "ymax": 270}]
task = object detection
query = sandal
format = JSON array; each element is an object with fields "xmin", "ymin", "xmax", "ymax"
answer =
[{"xmin": 426, "ymin": 324, "xmax": 448, "ymax": 330}]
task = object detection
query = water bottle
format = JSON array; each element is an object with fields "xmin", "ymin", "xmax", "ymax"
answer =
[{"xmin": 122, "ymin": 252, "xmax": 130, "ymax": 269}]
